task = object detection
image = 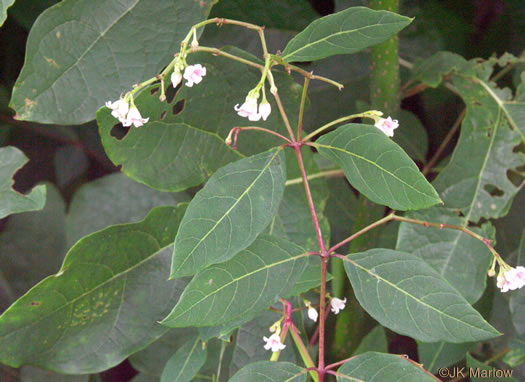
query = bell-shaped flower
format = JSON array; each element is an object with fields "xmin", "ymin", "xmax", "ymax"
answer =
[
  {"xmin": 497, "ymin": 266, "xmax": 525, "ymax": 293},
  {"xmin": 183, "ymin": 64, "xmax": 206, "ymax": 87},
  {"xmin": 123, "ymin": 106, "xmax": 149, "ymax": 128},
  {"xmin": 105, "ymin": 99, "xmax": 129, "ymax": 123},
  {"xmin": 330, "ymin": 297, "xmax": 347, "ymax": 315},
  {"xmin": 263, "ymin": 333, "xmax": 286, "ymax": 352},
  {"xmin": 234, "ymin": 94, "xmax": 261, "ymax": 121},
  {"xmin": 259, "ymin": 98, "xmax": 271, "ymax": 121},
  {"xmin": 171, "ymin": 68, "xmax": 183, "ymax": 89},
  {"xmin": 307, "ymin": 306, "xmax": 319, "ymax": 322},
  {"xmin": 374, "ymin": 116, "xmax": 399, "ymax": 137}
]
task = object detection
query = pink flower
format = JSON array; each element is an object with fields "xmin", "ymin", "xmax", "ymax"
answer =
[
  {"xmin": 171, "ymin": 68, "xmax": 183, "ymax": 88},
  {"xmin": 263, "ymin": 334, "xmax": 286, "ymax": 352},
  {"xmin": 497, "ymin": 266, "xmax": 525, "ymax": 292},
  {"xmin": 234, "ymin": 95, "xmax": 261, "ymax": 121},
  {"xmin": 105, "ymin": 99, "xmax": 129, "ymax": 123},
  {"xmin": 374, "ymin": 116, "xmax": 399, "ymax": 137},
  {"xmin": 331, "ymin": 297, "xmax": 347, "ymax": 315},
  {"xmin": 259, "ymin": 98, "xmax": 271, "ymax": 121},
  {"xmin": 183, "ymin": 64, "xmax": 206, "ymax": 87},
  {"xmin": 123, "ymin": 106, "xmax": 149, "ymax": 128},
  {"xmin": 308, "ymin": 306, "xmax": 318, "ymax": 322}
]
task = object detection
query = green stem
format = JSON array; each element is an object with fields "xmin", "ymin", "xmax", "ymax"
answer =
[
  {"xmin": 289, "ymin": 325, "xmax": 320, "ymax": 382},
  {"xmin": 297, "ymin": 77, "xmax": 310, "ymax": 140},
  {"xmin": 302, "ymin": 112, "xmax": 377, "ymax": 142}
]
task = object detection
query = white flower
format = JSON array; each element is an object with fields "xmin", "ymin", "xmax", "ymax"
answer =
[
  {"xmin": 263, "ymin": 333, "xmax": 286, "ymax": 352},
  {"xmin": 497, "ymin": 266, "xmax": 525, "ymax": 293},
  {"xmin": 234, "ymin": 94, "xmax": 261, "ymax": 121},
  {"xmin": 105, "ymin": 99, "xmax": 129, "ymax": 123},
  {"xmin": 171, "ymin": 68, "xmax": 183, "ymax": 88},
  {"xmin": 331, "ymin": 297, "xmax": 347, "ymax": 315},
  {"xmin": 259, "ymin": 98, "xmax": 271, "ymax": 121},
  {"xmin": 374, "ymin": 116, "xmax": 399, "ymax": 137},
  {"xmin": 183, "ymin": 64, "xmax": 206, "ymax": 87},
  {"xmin": 123, "ymin": 106, "xmax": 149, "ymax": 128},
  {"xmin": 308, "ymin": 306, "xmax": 318, "ymax": 322}
]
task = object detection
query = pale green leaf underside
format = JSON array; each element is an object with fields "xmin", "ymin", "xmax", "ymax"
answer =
[
  {"xmin": 396, "ymin": 207, "xmax": 493, "ymax": 303},
  {"xmin": 171, "ymin": 149, "xmax": 286, "ymax": 278},
  {"xmin": 163, "ymin": 234, "xmax": 307, "ymax": 327},
  {"xmin": 316, "ymin": 124, "xmax": 441, "ymax": 211},
  {"xmin": 0, "ymin": 207, "xmax": 186, "ymax": 373},
  {"xmin": 160, "ymin": 337, "xmax": 206, "ymax": 382},
  {"xmin": 282, "ymin": 6, "xmax": 412, "ymax": 62},
  {"xmin": 0, "ymin": 0, "xmax": 16, "ymax": 26},
  {"xmin": 10, "ymin": 0, "xmax": 214, "ymax": 124},
  {"xmin": 230, "ymin": 361, "xmax": 306, "ymax": 382},
  {"xmin": 0, "ymin": 146, "xmax": 46, "ymax": 219},
  {"xmin": 344, "ymin": 249, "xmax": 500, "ymax": 343},
  {"xmin": 337, "ymin": 352, "xmax": 436, "ymax": 382}
]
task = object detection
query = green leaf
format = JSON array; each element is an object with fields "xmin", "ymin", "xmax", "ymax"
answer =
[
  {"xmin": 171, "ymin": 149, "xmax": 286, "ymax": 278},
  {"xmin": 504, "ymin": 336, "xmax": 525, "ymax": 368},
  {"xmin": 417, "ymin": 341, "xmax": 475, "ymax": 374},
  {"xmin": 396, "ymin": 207, "xmax": 493, "ymax": 303},
  {"xmin": 410, "ymin": 51, "xmax": 469, "ymax": 87},
  {"xmin": 353, "ymin": 326, "xmax": 388, "ymax": 356},
  {"xmin": 392, "ymin": 110, "xmax": 429, "ymax": 164},
  {"xmin": 286, "ymin": 256, "xmax": 333, "ymax": 297},
  {"xmin": 0, "ymin": 146, "xmax": 46, "ymax": 219},
  {"xmin": 209, "ymin": 0, "xmax": 318, "ymax": 31},
  {"xmin": 20, "ymin": 366, "xmax": 89, "ymax": 382},
  {"xmin": 281, "ymin": 6, "xmax": 412, "ymax": 62},
  {"xmin": 0, "ymin": 206, "xmax": 187, "ymax": 373},
  {"xmin": 0, "ymin": 184, "xmax": 65, "ymax": 309},
  {"xmin": 230, "ymin": 310, "xmax": 296, "ymax": 375},
  {"xmin": 344, "ymin": 249, "xmax": 500, "ymax": 343},
  {"xmin": 163, "ymin": 234, "xmax": 307, "ymax": 327},
  {"xmin": 66, "ymin": 173, "xmax": 189, "ymax": 246},
  {"xmin": 0, "ymin": 0, "xmax": 16, "ymax": 26},
  {"xmin": 160, "ymin": 337, "xmax": 206, "ymax": 382},
  {"xmin": 316, "ymin": 124, "xmax": 441, "ymax": 211},
  {"xmin": 9, "ymin": 0, "xmax": 214, "ymax": 124},
  {"xmin": 230, "ymin": 361, "xmax": 306, "ymax": 382},
  {"xmin": 337, "ymin": 352, "xmax": 436, "ymax": 381}
]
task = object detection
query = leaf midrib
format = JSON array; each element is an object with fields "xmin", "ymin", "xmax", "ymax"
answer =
[
  {"xmin": 173, "ymin": 337, "xmax": 200, "ymax": 382},
  {"xmin": 175, "ymin": 148, "xmax": 282, "ymax": 273},
  {"xmin": 0, "ymin": 229, "xmax": 170, "ymax": 340},
  {"xmin": 346, "ymin": 256, "xmax": 497, "ymax": 335}
]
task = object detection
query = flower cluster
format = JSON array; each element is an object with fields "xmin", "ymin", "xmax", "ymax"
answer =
[
  {"xmin": 497, "ymin": 266, "xmax": 525, "ymax": 293},
  {"xmin": 171, "ymin": 63, "xmax": 207, "ymax": 89},
  {"xmin": 234, "ymin": 91, "xmax": 271, "ymax": 122},
  {"xmin": 263, "ymin": 320, "xmax": 286, "ymax": 353},
  {"xmin": 105, "ymin": 99, "xmax": 149, "ymax": 128}
]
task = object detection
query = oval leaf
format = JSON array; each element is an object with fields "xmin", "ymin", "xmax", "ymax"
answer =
[
  {"xmin": 337, "ymin": 352, "xmax": 437, "ymax": 381},
  {"xmin": 171, "ymin": 148, "xmax": 286, "ymax": 278},
  {"xmin": 344, "ymin": 249, "xmax": 500, "ymax": 343},
  {"xmin": 230, "ymin": 361, "xmax": 306, "ymax": 382},
  {"xmin": 163, "ymin": 234, "xmax": 307, "ymax": 327},
  {"xmin": 316, "ymin": 124, "xmax": 441, "ymax": 211},
  {"xmin": 0, "ymin": 206, "xmax": 187, "ymax": 373},
  {"xmin": 0, "ymin": 146, "xmax": 46, "ymax": 219},
  {"xmin": 281, "ymin": 7, "xmax": 412, "ymax": 62},
  {"xmin": 9, "ymin": 0, "xmax": 214, "ymax": 124},
  {"xmin": 160, "ymin": 337, "xmax": 206, "ymax": 382}
]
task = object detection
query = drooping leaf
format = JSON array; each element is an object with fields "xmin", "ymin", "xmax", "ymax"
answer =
[
  {"xmin": 337, "ymin": 352, "xmax": 437, "ymax": 382},
  {"xmin": 281, "ymin": 6, "xmax": 412, "ymax": 62},
  {"xmin": 0, "ymin": 184, "xmax": 65, "ymax": 309},
  {"xmin": 417, "ymin": 341, "xmax": 475, "ymax": 374},
  {"xmin": 0, "ymin": 0, "xmax": 16, "ymax": 26},
  {"xmin": 171, "ymin": 148, "xmax": 286, "ymax": 278},
  {"xmin": 353, "ymin": 326, "xmax": 388, "ymax": 356},
  {"xmin": 344, "ymin": 249, "xmax": 500, "ymax": 343},
  {"xmin": 160, "ymin": 337, "xmax": 207, "ymax": 382},
  {"xmin": 66, "ymin": 173, "xmax": 189, "ymax": 246},
  {"xmin": 0, "ymin": 206, "xmax": 187, "ymax": 373},
  {"xmin": 98, "ymin": 49, "xmax": 301, "ymax": 192},
  {"xmin": 163, "ymin": 234, "xmax": 307, "ymax": 327},
  {"xmin": 229, "ymin": 361, "xmax": 306, "ymax": 382},
  {"xmin": 209, "ymin": 0, "xmax": 318, "ymax": 31},
  {"xmin": 396, "ymin": 207, "xmax": 494, "ymax": 303},
  {"xmin": 9, "ymin": 0, "xmax": 214, "ymax": 124},
  {"xmin": 229, "ymin": 310, "xmax": 296, "ymax": 376},
  {"xmin": 0, "ymin": 146, "xmax": 46, "ymax": 219},
  {"xmin": 316, "ymin": 124, "xmax": 441, "ymax": 211}
]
